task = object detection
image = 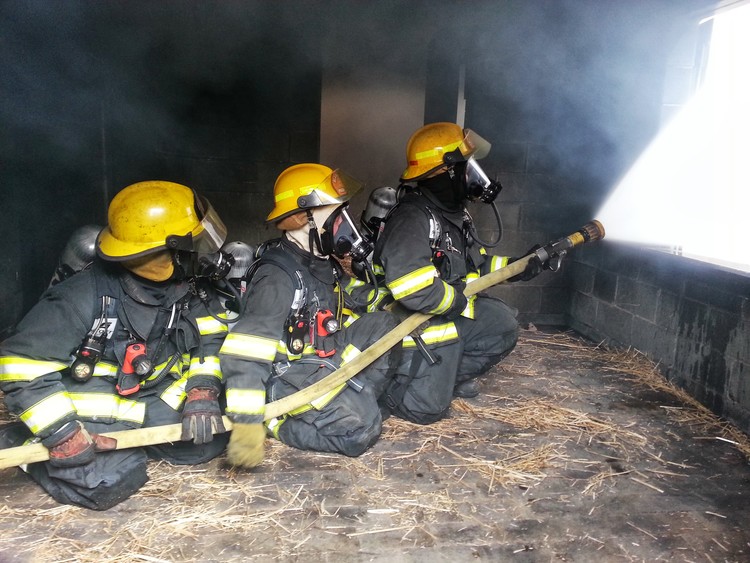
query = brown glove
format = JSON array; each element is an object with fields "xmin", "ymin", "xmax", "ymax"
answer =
[
  {"xmin": 181, "ymin": 387, "xmax": 226, "ymax": 445},
  {"xmin": 227, "ymin": 423, "xmax": 266, "ymax": 468},
  {"xmin": 46, "ymin": 421, "xmax": 117, "ymax": 468}
]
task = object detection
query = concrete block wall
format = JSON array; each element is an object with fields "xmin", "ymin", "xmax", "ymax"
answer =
[{"xmin": 569, "ymin": 243, "xmax": 750, "ymax": 432}]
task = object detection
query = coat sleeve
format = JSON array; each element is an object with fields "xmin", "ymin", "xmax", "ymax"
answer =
[
  {"xmin": 219, "ymin": 264, "xmax": 293, "ymax": 425},
  {"xmin": 184, "ymin": 282, "xmax": 230, "ymax": 393},
  {"xmin": 0, "ymin": 275, "xmax": 95, "ymax": 439},
  {"xmin": 375, "ymin": 204, "xmax": 462, "ymax": 316}
]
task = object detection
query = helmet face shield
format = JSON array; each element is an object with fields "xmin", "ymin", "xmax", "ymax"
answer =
[
  {"xmin": 320, "ymin": 204, "xmax": 372, "ymax": 261},
  {"xmin": 296, "ymin": 169, "xmax": 363, "ymax": 210},
  {"xmin": 192, "ymin": 197, "xmax": 227, "ymax": 254}
]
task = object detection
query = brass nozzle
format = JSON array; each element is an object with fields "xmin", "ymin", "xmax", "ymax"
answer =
[{"xmin": 580, "ymin": 220, "xmax": 605, "ymax": 243}]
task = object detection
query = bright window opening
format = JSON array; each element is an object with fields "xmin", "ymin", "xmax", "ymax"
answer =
[{"xmin": 596, "ymin": 1, "xmax": 750, "ymax": 273}]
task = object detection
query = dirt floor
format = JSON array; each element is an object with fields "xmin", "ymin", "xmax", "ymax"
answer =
[{"xmin": 1, "ymin": 327, "xmax": 750, "ymax": 562}]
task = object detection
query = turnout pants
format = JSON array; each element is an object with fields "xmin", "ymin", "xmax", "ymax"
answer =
[
  {"xmin": 384, "ymin": 295, "xmax": 518, "ymax": 425},
  {"xmin": 267, "ymin": 311, "xmax": 400, "ymax": 457},
  {"xmin": 25, "ymin": 377, "xmax": 228, "ymax": 511}
]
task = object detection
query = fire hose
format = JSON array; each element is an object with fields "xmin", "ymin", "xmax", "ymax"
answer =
[{"xmin": 0, "ymin": 221, "xmax": 604, "ymax": 470}]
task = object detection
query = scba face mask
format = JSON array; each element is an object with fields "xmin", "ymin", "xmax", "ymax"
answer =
[
  {"xmin": 319, "ymin": 204, "xmax": 372, "ymax": 261},
  {"xmin": 463, "ymin": 157, "xmax": 502, "ymax": 204}
]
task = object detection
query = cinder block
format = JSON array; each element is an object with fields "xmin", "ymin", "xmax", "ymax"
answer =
[
  {"xmin": 592, "ymin": 270, "xmax": 617, "ymax": 302},
  {"xmin": 616, "ymin": 277, "xmax": 659, "ymax": 322}
]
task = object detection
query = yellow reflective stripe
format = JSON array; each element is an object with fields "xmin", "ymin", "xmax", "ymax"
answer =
[
  {"xmin": 465, "ymin": 271, "xmax": 480, "ymax": 283},
  {"xmin": 0, "ymin": 357, "xmax": 68, "ymax": 382},
  {"xmin": 413, "ymin": 139, "xmax": 462, "ymax": 163},
  {"xmin": 221, "ymin": 333, "xmax": 277, "ymax": 361},
  {"xmin": 226, "ymin": 388, "xmax": 266, "ymax": 416},
  {"xmin": 265, "ymin": 416, "xmax": 286, "ymax": 439},
  {"xmin": 340, "ymin": 344, "xmax": 361, "ymax": 365},
  {"xmin": 404, "ymin": 322, "xmax": 459, "ymax": 347},
  {"xmin": 196, "ymin": 315, "xmax": 229, "ymax": 335},
  {"xmin": 373, "ymin": 263, "xmax": 385, "ymax": 276},
  {"xmin": 69, "ymin": 392, "xmax": 146, "ymax": 425},
  {"xmin": 388, "ymin": 265, "xmax": 437, "ymax": 300},
  {"xmin": 19, "ymin": 392, "xmax": 76, "ymax": 434},
  {"xmin": 465, "ymin": 295, "xmax": 477, "ymax": 319},
  {"xmin": 142, "ymin": 354, "xmax": 189, "ymax": 384},
  {"xmin": 160, "ymin": 377, "xmax": 188, "ymax": 410},
  {"xmin": 289, "ymin": 382, "xmax": 348, "ymax": 415},
  {"xmin": 343, "ymin": 313, "xmax": 359, "ymax": 327},
  {"xmin": 186, "ymin": 355, "xmax": 222, "ymax": 379},
  {"xmin": 92, "ymin": 362, "xmax": 118, "ymax": 377},
  {"xmin": 490, "ymin": 255, "xmax": 508, "ymax": 272},
  {"xmin": 344, "ymin": 277, "xmax": 365, "ymax": 291},
  {"xmin": 430, "ymin": 283, "xmax": 456, "ymax": 315}
]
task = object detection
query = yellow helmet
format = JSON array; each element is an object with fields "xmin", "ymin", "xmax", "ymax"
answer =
[
  {"xmin": 97, "ymin": 180, "xmax": 227, "ymax": 261},
  {"xmin": 400, "ymin": 122, "xmax": 492, "ymax": 181},
  {"xmin": 266, "ymin": 163, "xmax": 363, "ymax": 223}
]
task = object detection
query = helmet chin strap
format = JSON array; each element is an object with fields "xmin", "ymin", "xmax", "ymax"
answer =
[{"xmin": 307, "ymin": 210, "xmax": 325, "ymax": 256}]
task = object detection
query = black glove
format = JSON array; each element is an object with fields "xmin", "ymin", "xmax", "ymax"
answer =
[
  {"xmin": 508, "ymin": 245, "xmax": 544, "ymax": 282},
  {"xmin": 44, "ymin": 421, "xmax": 117, "ymax": 468},
  {"xmin": 181, "ymin": 387, "xmax": 226, "ymax": 444}
]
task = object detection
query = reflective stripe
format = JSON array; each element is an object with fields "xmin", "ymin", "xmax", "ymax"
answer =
[
  {"xmin": 0, "ymin": 357, "xmax": 68, "ymax": 382},
  {"xmin": 221, "ymin": 333, "xmax": 277, "ymax": 361},
  {"xmin": 160, "ymin": 377, "xmax": 188, "ymax": 411},
  {"xmin": 226, "ymin": 388, "xmax": 266, "ymax": 416},
  {"xmin": 373, "ymin": 263, "xmax": 385, "ymax": 276},
  {"xmin": 143, "ymin": 354, "xmax": 189, "ymax": 384},
  {"xmin": 465, "ymin": 295, "xmax": 477, "ymax": 319},
  {"xmin": 404, "ymin": 322, "xmax": 459, "ymax": 347},
  {"xmin": 69, "ymin": 392, "xmax": 146, "ymax": 425},
  {"xmin": 340, "ymin": 344, "xmax": 361, "ymax": 365},
  {"xmin": 92, "ymin": 362, "xmax": 118, "ymax": 377},
  {"xmin": 430, "ymin": 282, "xmax": 456, "ymax": 315},
  {"xmin": 19, "ymin": 392, "xmax": 76, "ymax": 434},
  {"xmin": 288, "ymin": 382, "xmax": 348, "ymax": 415},
  {"xmin": 413, "ymin": 140, "xmax": 462, "ymax": 164},
  {"xmin": 196, "ymin": 315, "xmax": 229, "ymax": 335},
  {"xmin": 344, "ymin": 277, "xmax": 365, "ymax": 291},
  {"xmin": 490, "ymin": 255, "xmax": 509, "ymax": 271},
  {"xmin": 388, "ymin": 265, "xmax": 437, "ymax": 300},
  {"xmin": 265, "ymin": 416, "xmax": 286, "ymax": 439},
  {"xmin": 186, "ymin": 355, "xmax": 222, "ymax": 380}
]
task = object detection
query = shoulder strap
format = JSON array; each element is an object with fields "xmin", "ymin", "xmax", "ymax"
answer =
[{"xmin": 245, "ymin": 241, "xmax": 311, "ymax": 312}]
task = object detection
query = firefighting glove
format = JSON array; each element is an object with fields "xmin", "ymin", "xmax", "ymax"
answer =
[
  {"xmin": 44, "ymin": 421, "xmax": 117, "ymax": 468},
  {"xmin": 227, "ymin": 423, "xmax": 266, "ymax": 469},
  {"xmin": 508, "ymin": 246, "xmax": 544, "ymax": 282},
  {"xmin": 181, "ymin": 387, "xmax": 226, "ymax": 445}
]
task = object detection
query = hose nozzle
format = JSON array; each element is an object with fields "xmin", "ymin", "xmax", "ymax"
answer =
[{"xmin": 580, "ymin": 220, "xmax": 605, "ymax": 243}]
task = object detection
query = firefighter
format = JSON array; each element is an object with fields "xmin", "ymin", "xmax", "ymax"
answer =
[
  {"xmin": 372, "ymin": 122, "xmax": 541, "ymax": 424},
  {"xmin": 220, "ymin": 163, "xmax": 401, "ymax": 468},
  {"xmin": 0, "ymin": 181, "xmax": 231, "ymax": 510}
]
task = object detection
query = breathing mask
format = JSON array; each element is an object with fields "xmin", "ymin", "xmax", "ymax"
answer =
[
  {"xmin": 318, "ymin": 204, "xmax": 372, "ymax": 262},
  {"xmin": 463, "ymin": 157, "xmax": 502, "ymax": 203}
]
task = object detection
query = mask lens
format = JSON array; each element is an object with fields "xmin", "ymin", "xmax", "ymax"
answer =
[
  {"xmin": 321, "ymin": 206, "xmax": 371, "ymax": 259},
  {"xmin": 464, "ymin": 158, "xmax": 501, "ymax": 203}
]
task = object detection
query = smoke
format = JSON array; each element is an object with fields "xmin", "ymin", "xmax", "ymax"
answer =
[{"xmin": 465, "ymin": 0, "xmax": 717, "ymax": 202}]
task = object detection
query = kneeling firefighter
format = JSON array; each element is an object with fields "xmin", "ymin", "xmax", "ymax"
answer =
[
  {"xmin": 219, "ymin": 163, "xmax": 402, "ymax": 468},
  {"xmin": 371, "ymin": 122, "xmax": 547, "ymax": 425},
  {"xmin": 0, "ymin": 181, "xmax": 232, "ymax": 510}
]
